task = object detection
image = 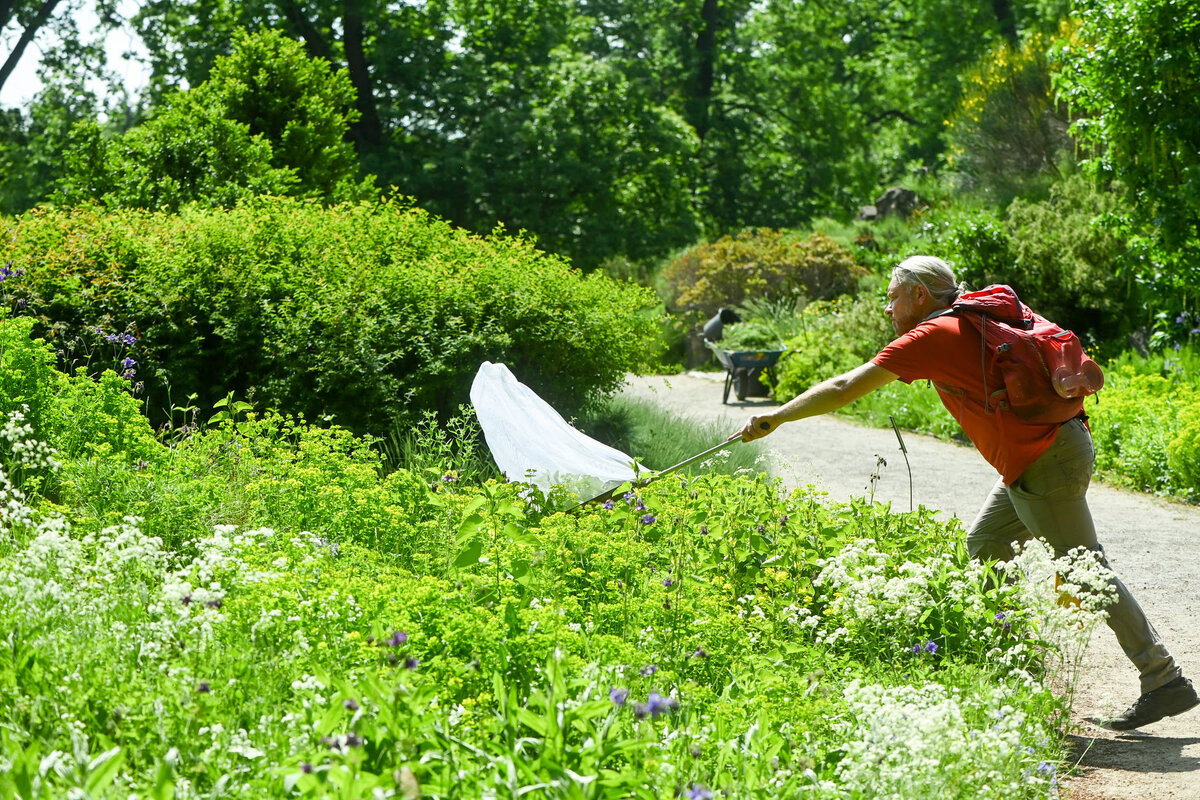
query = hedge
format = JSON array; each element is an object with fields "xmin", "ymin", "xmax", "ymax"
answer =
[{"xmin": 0, "ymin": 197, "xmax": 659, "ymax": 435}]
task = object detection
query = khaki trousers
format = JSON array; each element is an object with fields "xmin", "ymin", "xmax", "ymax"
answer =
[{"xmin": 966, "ymin": 416, "xmax": 1179, "ymax": 694}]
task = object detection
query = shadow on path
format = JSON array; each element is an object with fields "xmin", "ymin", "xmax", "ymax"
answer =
[{"xmin": 1070, "ymin": 732, "xmax": 1200, "ymax": 776}]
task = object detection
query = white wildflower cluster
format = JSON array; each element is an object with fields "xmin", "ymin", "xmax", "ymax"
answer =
[
  {"xmin": 833, "ymin": 680, "xmax": 1059, "ymax": 799},
  {"xmin": 0, "ymin": 405, "xmax": 62, "ymax": 473},
  {"xmin": 780, "ymin": 603, "xmax": 822, "ymax": 629},
  {"xmin": 1004, "ymin": 539, "xmax": 1118, "ymax": 688},
  {"xmin": 0, "ymin": 407, "xmax": 61, "ymax": 537},
  {"xmin": 812, "ymin": 541, "xmax": 947, "ymax": 639}
]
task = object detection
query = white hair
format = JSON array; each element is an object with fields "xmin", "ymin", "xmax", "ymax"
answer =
[{"xmin": 892, "ymin": 256, "xmax": 966, "ymax": 306}]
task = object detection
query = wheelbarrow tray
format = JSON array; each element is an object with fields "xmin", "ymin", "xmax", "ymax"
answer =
[{"xmin": 704, "ymin": 340, "xmax": 789, "ymax": 403}]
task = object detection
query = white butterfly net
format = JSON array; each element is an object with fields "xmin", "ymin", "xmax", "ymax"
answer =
[{"xmin": 470, "ymin": 362, "xmax": 647, "ymax": 501}]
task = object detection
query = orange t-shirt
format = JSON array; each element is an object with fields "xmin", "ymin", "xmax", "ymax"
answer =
[{"xmin": 872, "ymin": 314, "xmax": 1060, "ymax": 485}]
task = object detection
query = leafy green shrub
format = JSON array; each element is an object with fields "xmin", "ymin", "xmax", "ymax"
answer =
[
  {"xmin": 659, "ymin": 229, "xmax": 868, "ymax": 317},
  {"xmin": 2, "ymin": 198, "xmax": 659, "ymax": 435},
  {"xmin": 1089, "ymin": 347, "xmax": 1200, "ymax": 499},
  {"xmin": 1166, "ymin": 406, "xmax": 1200, "ymax": 497},
  {"xmin": 773, "ymin": 294, "xmax": 894, "ymax": 399},
  {"xmin": 915, "ymin": 205, "xmax": 1016, "ymax": 291},
  {"xmin": 1005, "ymin": 173, "xmax": 1138, "ymax": 340},
  {"xmin": 0, "ymin": 316, "xmax": 159, "ymax": 470}
]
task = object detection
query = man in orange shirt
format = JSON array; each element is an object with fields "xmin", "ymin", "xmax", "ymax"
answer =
[{"xmin": 736, "ymin": 255, "xmax": 1196, "ymax": 731}]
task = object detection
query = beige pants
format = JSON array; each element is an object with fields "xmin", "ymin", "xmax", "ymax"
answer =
[{"xmin": 966, "ymin": 417, "xmax": 1179, "ymax": 694}]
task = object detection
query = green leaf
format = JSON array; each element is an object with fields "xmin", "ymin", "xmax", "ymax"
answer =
[
  {"xmin": 457, "ymin": 513, "xmax": 485, "ymax": 542},
  {"xmin": 85, "ymin": 747, "xmax": 126, "ymax": 794},
  {"xmin": 454, "ymin": 538, "xmax": 484, "ymax": 569}
]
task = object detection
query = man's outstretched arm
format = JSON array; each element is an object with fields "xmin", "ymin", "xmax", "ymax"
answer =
[{"xmin": 736, "ymin": 362, "xmax": 899, "ymax": 442}]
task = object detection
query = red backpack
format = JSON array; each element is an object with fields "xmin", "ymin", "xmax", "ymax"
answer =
[{"xmin": 950, "ymin": 285, "xmax": 1103, "ymax": 424}]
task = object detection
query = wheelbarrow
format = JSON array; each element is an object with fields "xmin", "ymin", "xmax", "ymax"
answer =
[{"xmin": 704, "ymin": 339, "xmax": 790, "ymax": 404}]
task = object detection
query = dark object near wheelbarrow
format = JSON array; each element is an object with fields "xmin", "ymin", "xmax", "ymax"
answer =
[
  {"xmin": 702, "ymin": 307, "xmax": 741, "ymax": 342},
  {"xmin": 704, "ymin": 340, "xmax": 789, "ymax": 404}
]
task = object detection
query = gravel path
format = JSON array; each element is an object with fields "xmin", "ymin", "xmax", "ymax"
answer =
[{"xmin": 621, "ymin": 371, "xmax": 1200, "ymax": 800}]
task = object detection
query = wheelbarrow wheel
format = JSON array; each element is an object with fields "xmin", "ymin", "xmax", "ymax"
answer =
[{"xmin": 734, "ymin": 369, "xmax": 749, "ymax": 401}]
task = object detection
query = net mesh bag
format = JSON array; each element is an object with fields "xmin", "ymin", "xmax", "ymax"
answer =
[{"xmin": 470, "ymin": 362, "xmax": 645, "ymax": 501}]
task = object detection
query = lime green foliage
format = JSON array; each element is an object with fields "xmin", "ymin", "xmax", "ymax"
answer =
[
  {"xmin": 56, "ymin": 30, "xmax": 373, "ymax": 210},
  {"xmin": 2, "ymin": 198, "xmax": 658, "ymax": 434},
  {"xmin": 659, "ymin": 229, "xmax": 868, "ymax": 317},
  {"xmin": 0, "ymin": 316, "xmax": 159, "ymax": 471},
  {"xmin": 1088, "ymin": 348, "xmax": 1200, "ymax": 500}
]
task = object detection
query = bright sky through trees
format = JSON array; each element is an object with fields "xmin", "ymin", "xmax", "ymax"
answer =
[{"xmin": 0, "ymin": 0, "xmax": 147, "ymax": 107}]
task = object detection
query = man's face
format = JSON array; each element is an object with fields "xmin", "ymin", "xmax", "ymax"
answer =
[{"xmin": 885, "ymin": 277, "xmax": 927, "ymax": 336}]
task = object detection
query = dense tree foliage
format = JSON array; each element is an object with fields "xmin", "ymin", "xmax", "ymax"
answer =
[
  {"xmin": 2, "ymin": 0, "xmax": 1198, "ymax": 301},
  {"xmin": 1058, "ymin": 0, "xmax": 1200, "ymax": 266},
  {"xmin": 55, "ymin": 30, "xmax": 372, "ymax": 210},
  {"xmin": 36, "ymin": 0, "xmax": 1014, "ymax": 268}
]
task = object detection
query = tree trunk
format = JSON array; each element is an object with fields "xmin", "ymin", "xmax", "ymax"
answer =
[
  {"xmin": 275, "ymin": 0, "xmax": 336, "ymax": 63},
  {"xmin": 342, "ymin": 0, "xmax": 382, "ymax": 150},
  {"xmin": 991, "ymin": 0, "xmax": 1018, "ymax": 46},
  {"xmin": 0, "ymin": 0, "xmax": 61, "ymax": 96},
  {"xmin": 688, "ymin": 0, "xmax": 719, "ymax": 141}
]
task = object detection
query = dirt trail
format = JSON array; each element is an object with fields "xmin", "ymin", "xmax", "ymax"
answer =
[{"xmin": 621, "ymin": 372, "xmax": 1200, "ymax": 800}]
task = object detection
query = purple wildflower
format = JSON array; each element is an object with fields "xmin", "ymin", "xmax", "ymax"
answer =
[
  {"xmin": 699, "ymin": 525, "xmax": 709, "ymax": 535},
  {"xmin": 205, "ymin": 598, "xmax": 223, "ymax": 609},
  {"xmin": 636, "ymin": 500, "xmax": 647, "ymax": 511},
  {"xmin": 640, "ymin": 664, "xmax": 658, "ymax": 677},
  {"xmin": 633, "ymin": 691, "xmax": 678, "ymax": 720},
  {"xmin": 344, "ymin": 698, "xmax": 360, "ymax": 711},
  {"xmin": 924, "ymin": 640, "xmax": 938, "ymax": 654},
  {"xmin": 602, "ymin": 499, "xmax": 615, "ymax": 510},
  {"xmin": 691, "ymin": 647, "xmax": 709, "ymax": 659},
  {"xmin": 663, "ymin": 578, "xmax": 673, "ymax": 588},
  {"xmin": 388, "ymin": 630, "xmax": 408, "ymax": 647},
  {"xmin": 640, "ymin": 514, "xmax": 657, "ymax": 525},
  {"xmin": 196, "ymin": 681, "xmax": 211, "ymax": 693},
  {"xmin": 300, "ymin": 762, "xmax": 314, "ymax": 774},
  {"xmin": 609, "ymin": 686, "xmax": 630, "ymax": 707},
  {"xmin": 404, "ymin": 656, "xmax": 421, "ymax": 670},
  {"xmin": 345, "ymin": 732, "xmax": 362, "ymax": 748},
  {"xmin": 685, "ymin": 785, "xmax": 714, "ymax": 800}
]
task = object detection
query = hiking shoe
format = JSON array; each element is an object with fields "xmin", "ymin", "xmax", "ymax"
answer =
[{"xmin": 1106, "ymin": 676, "xmax": 1200, "ymax": 731}]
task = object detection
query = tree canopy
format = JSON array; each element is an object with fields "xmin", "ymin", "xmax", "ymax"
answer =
[{"xmin": 1, "ymin": 0, "xmax": 1198, "ymax": 283}]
